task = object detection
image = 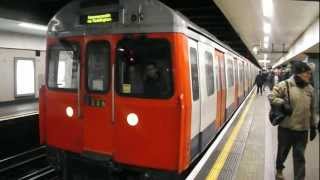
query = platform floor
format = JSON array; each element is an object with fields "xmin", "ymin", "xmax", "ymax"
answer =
[
  {"xmin": 235, "ymin": 89, "xmax": 319, "ymax": 180},
  {"xmin": 189, "ymin": 88, "xmax": 319, "ymax": 180},
  {"xmin": 0, "ymin": 101, "xmax": 38, "ymax": 119}
]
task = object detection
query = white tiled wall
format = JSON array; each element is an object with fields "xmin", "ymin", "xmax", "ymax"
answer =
[{"xmin": 0, "ymin": 30, "xmax": 46, "ymax": 102}]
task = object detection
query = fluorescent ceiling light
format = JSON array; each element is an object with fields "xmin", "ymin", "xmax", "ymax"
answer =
[
  {"xmin": 263, "ymin": 22, "xmax": 271, "ymax": 34},
  {"xmin": 19, "ymin": 22, "xmax": 47, "ymax": 31},
  {"xmin": 258, "ymin": 60, "xmax": 270, "ymax": 63},
  {"xmin": 264, "ymin": 36, "xmax": 269, "ymax": 42},
  {"xmin": 264, "ymin": 43, "xmax": 269, "ymax": 48},
  {"xmin": 253, "ymin": 47, "xmax": 258, "ymax": 54},
  {"xmin": 262, "ymin": 0, "xmax": 273, "ymax": 18}
]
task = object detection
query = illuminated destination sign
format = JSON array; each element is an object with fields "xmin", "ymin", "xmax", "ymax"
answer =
[
  {"xmin": 87, "ymin": 13, "xmax": 112, "ymax": 23},
  {"xmin": 80, "ymin": 12, "xmax": 119, "ymax": 25}
]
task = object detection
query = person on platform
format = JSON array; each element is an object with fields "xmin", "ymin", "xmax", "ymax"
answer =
[
  {"xmin": 269, "ymin": 61, "xmax": 317, "ymax": 180},
  {"xmin": 254, "ymin": 71, "xmax": 264, "ymax": 95}
]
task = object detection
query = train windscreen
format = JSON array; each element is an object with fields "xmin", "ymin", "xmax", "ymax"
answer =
[
  {"xmin": 116, "ymin": 38, "xmax": 173, "ymax": 99},
  {"xmin": 47, "ymin": 42, "xmax": 80, "ymax": 90}
]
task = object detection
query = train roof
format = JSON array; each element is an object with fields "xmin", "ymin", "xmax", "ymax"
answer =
[{"xmin": 47, "ymin": 0, "xmax": 254, "ymax": 65}]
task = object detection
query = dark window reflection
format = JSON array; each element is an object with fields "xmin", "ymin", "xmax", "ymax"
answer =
[
  {"xmin": 190, "ymin": 48, "xmax": 199, "ymax": 101},
  {"xmin": 116, "ymin": 38, "xmax": 173, "ymax": 98},
  {"xmin": 86, "ymin": 41, "xmax": 110, "ymax": 92}
]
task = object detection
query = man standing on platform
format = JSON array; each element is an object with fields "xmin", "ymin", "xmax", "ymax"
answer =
[
  {"xmin": 255, "ymin": 71, "xmax": 264, "ymax": 95},
  {"xmin": 269, "ymin": 61, "xmax": 317, "ymax": 180}
]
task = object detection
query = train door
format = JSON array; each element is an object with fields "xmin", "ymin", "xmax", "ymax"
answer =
[
  {"xmin": 225, "ymin": 55, "xmax": 235, "ymax": 120},
  {"xmin": 188, "ymin": 39, "xmax": 202, "ymax": 159},
  {"xmin": 215, "ymin": 50, "xmax": 226, "ymax": 127},
  {"xmin": 241, "ymin": 61, "xmax": 245, "ymax": 100},
  {"xmin": 246, "ymin": 64, "xmax": 249, "ymax": 93},
  {"xmin": 82, "ymin": 40, "xmax": 114, "ymax": 157},
  {"xmin": 198, "ymin": 43, "xmax": 217, "ymax": 150},
  {"xmin": 234, "ymin": 58, "xmax": 239, "ymax": 107}
]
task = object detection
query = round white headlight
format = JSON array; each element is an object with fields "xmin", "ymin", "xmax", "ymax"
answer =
[
  {"xmin": 66, "ymin": 106, "xmax": 74, "ymax": 118},
  {"xmin": 127, "ymin": 113, "xmax": 139, "ymax": 126}
]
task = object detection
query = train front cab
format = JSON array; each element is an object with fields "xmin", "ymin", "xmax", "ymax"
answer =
[{"xmin": 40, "ymin": 32, "xmax": 198, "ymax": 178}]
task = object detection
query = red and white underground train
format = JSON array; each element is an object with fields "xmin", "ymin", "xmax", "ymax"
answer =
[{"xmin": 39, "ymin": 0, "xmax": 259, "ymax": 179}]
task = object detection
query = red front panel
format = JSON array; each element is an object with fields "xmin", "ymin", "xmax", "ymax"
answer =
[
  {"xmin": 45, "ymin": 91, "xmax": 83, "ymax": 152},
  {"xmin": 114, "ymin": 100, "xmax": 180, "ymax": 170},
  {"xmin": 82, "ymin": 95, "xmax": 114, "ymax": 155},
  {"xmin": 44, "ymin": 37, "xmax": 84, "ymax": 153},
  {"xmin": 41, "ymin": 33, "xmax": 191, "ymax": 172}
]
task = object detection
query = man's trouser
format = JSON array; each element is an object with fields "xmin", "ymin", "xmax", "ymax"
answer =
[
  {"xmin": 257, "ymin": 85, "xmax": 263, "ymax": 94},
  {"xmin": 276, "ymin": 127, "xmax": 308, "ymax": 180}
]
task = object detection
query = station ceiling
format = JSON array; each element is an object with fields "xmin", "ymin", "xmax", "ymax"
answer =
[
  {"xmin": 215, "ymin": 0, "xmax": 319, "ymax": 67},
  {"xmin": 0, "ymin": 0, "xmax": 260, "ymax": 66}
]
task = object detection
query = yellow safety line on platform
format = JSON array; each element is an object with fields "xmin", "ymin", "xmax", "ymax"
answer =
[{"xmin": 206, "ymin": 93, "xmax": 256, "ymax": 180}]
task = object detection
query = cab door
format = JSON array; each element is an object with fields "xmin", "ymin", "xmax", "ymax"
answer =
[
  {"xmin": 113, "ymin": 35, "xmax": 179, "ymax": 170},
  {"xmin": 82, "ymin": 39, "xmax": 114, "ymax": 157},
  {"xmin": 45, "ymin": 37, "xmax": 84, "ymax": 153}
]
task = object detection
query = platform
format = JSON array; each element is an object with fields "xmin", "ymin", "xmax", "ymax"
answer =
[
  {"xmin": 0, "ymin": 101, "xmax": 40, "ymax": 159},
  {"xmin": 235, "ymin": 89, "xmax": 319, "ymax": 180},
  {"xmin": 0, "ymin": 101, "xmax": 38, "ymax": 121},
  {"xmin": 187, "ymin": 88, "xmax": 319, "ymax": 180}
]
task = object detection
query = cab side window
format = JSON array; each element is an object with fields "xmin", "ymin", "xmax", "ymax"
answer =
[{"xmin": 47, "ymin": 43, "xmax": 79, "ymax": 90}]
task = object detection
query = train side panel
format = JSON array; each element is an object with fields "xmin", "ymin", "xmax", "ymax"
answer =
[
  {"xmin": 225, "ymin": 54, "xmax": 236, "ymax": 120},
  {"xmin": 197, "ymin": 42, "xmax": 218, "ymax": 151},
  {"xmin": 233, "ymin": 57, "xmax": 239, "ymax": 108}
]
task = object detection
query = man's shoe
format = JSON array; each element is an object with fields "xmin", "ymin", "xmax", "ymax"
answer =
[{"xmin": 276, "ymin": 169, "xmax": 284, "ymax": 180}]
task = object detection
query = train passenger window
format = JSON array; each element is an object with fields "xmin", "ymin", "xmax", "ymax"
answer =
[
  {"xmin": 234, "ymin": 59, "xmax": 238, "ymax": 82},
  {"xmin": 215, "ymin": 64, "xmax": 220, "ymax": 91},
  {"xmin": 116, "ymin": 38, "xmax": 173, "ymax": 98},
  {"xmin": 227, "ymin": 59, "xmax": 234, "ymax": 87},
  {"xmin": 190, "ymin": 48, "xmax": 199, "ymax": 101},
  {"xmin": 239, "ymin": 63, "xmax": 243, "ymax": 83},
  {"xmin": 47, "ymin": 42, "xmax": 79, "ymax": 90},
  {"xmin": 86, "ymin": 41, "xmax": 110, "ymax": 92},
  {"xmin": 205, "ymin": 51, "xmax": 214, "ymax": 96}
]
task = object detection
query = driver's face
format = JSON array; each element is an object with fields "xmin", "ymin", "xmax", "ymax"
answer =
[
  {"xmin": 128, "ymin": 66, "xmax": 136, "ymax": 79},
  {"xmin": 146, "ymin": 65, "xmax": 158, "ymax": 79}
]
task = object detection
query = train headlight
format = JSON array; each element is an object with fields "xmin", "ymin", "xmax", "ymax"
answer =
[
  {"xmin": 66, "ymin": 106, "xmax": 74, "ymax": 118},
  {"xmin": 127, "ymin": 113, "xmax": 139, "ymax": 126}
]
